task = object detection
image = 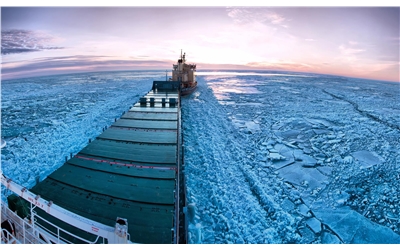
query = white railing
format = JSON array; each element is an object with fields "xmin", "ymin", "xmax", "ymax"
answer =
[
  {"xmin": 1, "ymin": 227, "xmax": 19, "ymax": 244},
  {"xmin": 1, "ymin": 171, "xmax": 131, "ymax": 244},
  {"xmin": 31, "ymin": 210, "xmax": 102, "ymax": 244},
  {"xmin": 2, "ymin": 204, "xmax": 41, "ymax": 244}
]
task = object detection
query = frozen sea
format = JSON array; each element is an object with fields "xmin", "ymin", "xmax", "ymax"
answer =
[{"xmin": 1, "ymin": 70, "xmax": 400, "ymax": 244}]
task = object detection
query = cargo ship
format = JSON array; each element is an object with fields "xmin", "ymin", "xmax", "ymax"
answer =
[{"xmin": 1, "ymin": 53, "xmax": 193, "ymax": 244}]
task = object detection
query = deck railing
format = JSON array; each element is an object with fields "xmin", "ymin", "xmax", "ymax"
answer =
[{"xmin": 1, "ymin": 172, "xmax": 131, "ymax": 244}]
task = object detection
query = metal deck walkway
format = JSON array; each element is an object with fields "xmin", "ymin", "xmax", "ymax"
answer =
[{"xmin": 29, "ymin": 87, "xmax": 182, "ymax": 244}]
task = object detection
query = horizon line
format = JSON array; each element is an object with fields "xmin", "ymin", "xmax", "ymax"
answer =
[{"xmin": 1, "ymin": 67, "xmax": 398, "ymax": 84}]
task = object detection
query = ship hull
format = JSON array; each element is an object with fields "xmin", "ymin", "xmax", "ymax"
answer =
[{"xmin": 181, "ymin": 85, "xmax": 197, "ymax": 96}]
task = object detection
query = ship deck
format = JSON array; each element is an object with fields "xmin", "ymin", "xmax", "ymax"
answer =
[{"xmin": 29, "ymin": 89, "xmax": 182, "ymax": 244}]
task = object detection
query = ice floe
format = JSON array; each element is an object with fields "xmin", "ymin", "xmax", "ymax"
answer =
[{"xmin": 2, "ymin": 70, "xmax": 400, "ymax": 244}]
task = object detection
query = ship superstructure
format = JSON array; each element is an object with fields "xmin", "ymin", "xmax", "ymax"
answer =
[{"xmin": 171, "ymin": 51, "xmax": 197, "ymax": 95}]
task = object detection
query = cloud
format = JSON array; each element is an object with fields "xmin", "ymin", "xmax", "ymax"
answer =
[
  {"xmin": 2, "ymin": 54, "xmax": 316, "ymax": 80},
  {"xmin": 226, "ymin": 8, "xmax": 288, "ymax": 28},
  {"xmin": 266, "ymin": 12, "xmax": 286, "ymax": 25},
  {"xmin": 338, "ymin": 41, "xmax": 365, "ymax": 57},
  {"xmin": 1, "ymin": 29, "xmax": 64, "ymax": 55},
  {"xmin": 1, "ymin": 55, "xmax": 173, "ymax": 79},
  {"xmin": 246, "ymin": 61, "xmax": 313, "ymax": 71},
  {"xmin": 337, "ymin": 41, "xmax": 366, "ymax": 63},
  {"xmin": 339, "ymin": 45, "xmax": 365, "ymax": 55}
]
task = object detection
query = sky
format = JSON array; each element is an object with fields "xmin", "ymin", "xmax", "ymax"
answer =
[{"xmin": 1, "ymin": 2, "xmax": 399, "ymax": 82}]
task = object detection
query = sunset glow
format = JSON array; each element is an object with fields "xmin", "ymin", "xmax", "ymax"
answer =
[{"xmin": 1, "ymin": 3, "xmax": 399, "ymax": 82}]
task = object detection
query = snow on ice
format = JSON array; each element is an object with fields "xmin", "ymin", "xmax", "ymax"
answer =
[{"xmin": 1, "ymin": 70, "xmax": 400, "ymax": 244}]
